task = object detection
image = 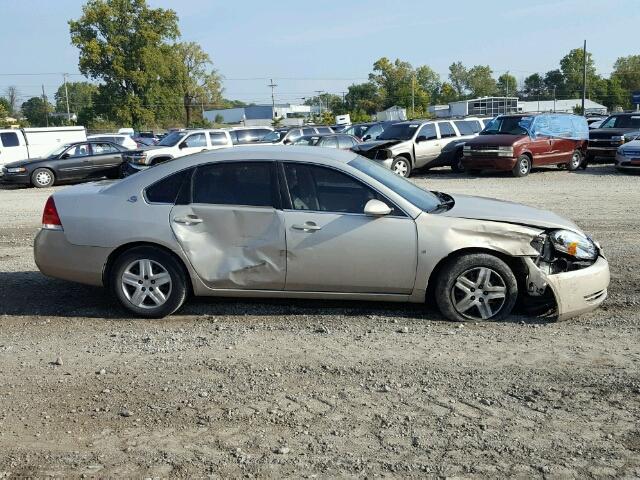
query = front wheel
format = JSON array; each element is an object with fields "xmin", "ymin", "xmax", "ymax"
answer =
[
  {"xmin": 391, "ymin": 157, "xmax": 412, "ymax": 177},
  {"xmin": 111, "ymin": 246, "xmax": 188, "ymax": 318},
  {"xmin": 451, "ymin": 151, "xmax": 465, "ymax": 173},
  {"xmin": 512, "ymin": 155, "xmax": 531, "ymax": 177},
  {"xmin": 566, "ymin": 150, "xmax": 582, "ymax": 171},
  {"xmin": 435, "ymin": 253, "xmax": 518, "ymax": 322},
  {"xmin": 31, "ymin": 168, "xmax": 55, "ymax": 188}
]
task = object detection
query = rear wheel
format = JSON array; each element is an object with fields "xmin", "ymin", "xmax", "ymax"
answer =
[
  {"xmin": 111, "ymin": 246, "xmax": 188, "ymax": 318},
  {"xmin": 31, "ymin": 168, "xmax": 55, "ymax": 188},
  {"xmin": 391, "ymin": 156, "xmax": 412, "ymax": 177},
  {"xmin": 512, "ymin": 155, "xmax": 531, "ymax": 177},
  {"xmin": 566, "ymin": 150, "xmax": 582, "ymax": 171},
  {"xmin": 435, "ymin": 253, "xmax": 518, "ymax": 322}
]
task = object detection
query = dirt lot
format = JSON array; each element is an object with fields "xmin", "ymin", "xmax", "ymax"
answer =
[{"xmin": 0, "ymin": 164, "xmax": 639, "ymax": 478}]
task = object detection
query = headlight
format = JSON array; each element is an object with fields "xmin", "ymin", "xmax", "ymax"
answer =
[
  {"xmin": 612, "ymin": 135, "xmax": 625, "ymax": 144},
  {"xmin": 549, "ymin": 230, "xmax": 597, "ymax": 260},
  {"xmin": 6, "ymin": 167, "xmax": 27, "ymax": 173},
  {"xmin": 497, "ymin": 146, "xmax": 514, "ymax": 157},
  {"xmin": 463, "ymin": 145, "xmax": 471, "ymax": 151}
]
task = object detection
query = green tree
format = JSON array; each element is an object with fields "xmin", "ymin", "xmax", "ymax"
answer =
[
  {"xmin": 21, "ymin": 97, "xmax": 53, "ymax": 126},
  {"xmin": 496, "ymin": 73, "xmax": 518, "ymax": 97},
  {"xmin": 304, "ymin": 93, "xmax": 343, "ymax": 114},
  {"xmin": 559, "ymin": 48, "xmax": 600, "ymax": 99},
  {"xmin": 69, "ymin": 0, "xmax": 181, "ymax": 128},
  {"xmin": 603, "ymin": 76, "xmax": 628, "ymax": 111},
  {"xmin": 369, "ymin": 57, "xmax": 432, "ymax": 113},
  {"xmin": 465, "ymin": 65, "xmax": 497, "ymax": 97},
  {"xmin": 4, "ymin": 86, "xmax": 19, "ymax": 115},
  {"xmin": 448, "ymin": 62, "xmax": 468, "ymax": 97},
  {"xmin": 522, "ymin": 73, "xmax": 545, "ymax": 100},
  {"xmin": 54, "ymin": 81, "xmax": 98, "ymax": 124},
  {"xmin": 611, "ymin": 55, "xmax": 640, "ymax": 109},
  {"xmin": 345, "ymin": 82, "xmax": 380, "ymax": 114},
  {"xmin": 437, "ymin": 82, "xmax": 458, "ymax": 103},
  {"xmin": 543, "ymin": 70, "xmax": 565, "ymax": 99},
  {"xmin": 0, "ymin": 99, "xmax": 9, "ymax": 125},
  {"xmin": 174, "ymin": 41, "xmax": 223, "ymax": 127}
]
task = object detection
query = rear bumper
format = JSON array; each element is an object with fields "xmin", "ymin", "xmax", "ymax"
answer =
[
  {"xmin": 34, "ymin": 229, "xmax": 111, "ymax": 287},
  {"xmin": 545, "ymin": 256, "xmax": 610, "ymax": 321},
  {"xmin": 461, "ymin": 156, "xmax": 516, "ymax": 171}
]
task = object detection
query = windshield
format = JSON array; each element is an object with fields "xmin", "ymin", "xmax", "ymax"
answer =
[
  {"xmin": 349, "ymin": 156, "xmax": 442, "ymax": 213},
  {"xmin": 600, "ymin": 115, "xmax": 640, "ymax": 129},
  {"xmin": 47, "ymin": 144, "xmax": 71, "ymax": 157},
  {"xmin": 480, "ymin": 116, "xmax": 531, "ymax": 135},
  {"xmin": 158, "ymin": 131, "xmax": 187, "ymax": 146},
  {"xmin": 377, "ymin": 123, "xmax": 419, "ymax": 141}
]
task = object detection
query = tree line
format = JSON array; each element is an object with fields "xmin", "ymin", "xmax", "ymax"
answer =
[{"xmin": 1, "ymin": 0, "xmax": 640, "ymax": 129}]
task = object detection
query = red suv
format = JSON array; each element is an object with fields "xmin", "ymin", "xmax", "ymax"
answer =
[{"xmin": 462, "ymin": 114, "xmax": 589, "ymax": 177}]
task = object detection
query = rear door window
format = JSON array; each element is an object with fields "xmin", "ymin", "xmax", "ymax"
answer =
[
  {"xmin": 193, "ymin": 162, "xmax": 276, "ymax": 207},
  {"xmin": 0, "ymin": 132, "xmax": 19, "ymax": 147},
  {"xmin": 92, "ymin": 142, "xmax": 118, "ymax": 154},
  {"xmin": 209, "ymin": 132, "xmax": 229, "ymax": 146},
  {"xmin": 302, "ymin": 128, "xmax": 315, "ymax": 136},
  {"xmin": 338, "ymin": 135, "xmax": 356, "ymax": 149},
  {"xmin": 454, "ymin": 120, "xmax": 482, "ymax": 135},
  {"xmin": 437, "ymin": 122, "xmax": 457, "ymax": 138},
  {"xmin": 145, "ymin": 168, "xmax": 193, "ymax": 204},
  {"xmin": 321, "ymin": 136, "xmax": 338, "ymax": 148}
]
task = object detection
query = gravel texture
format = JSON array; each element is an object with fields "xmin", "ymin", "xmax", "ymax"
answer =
[{"xmin": 0, "ymin": 164, "xmax": 639, "ymax": 478}]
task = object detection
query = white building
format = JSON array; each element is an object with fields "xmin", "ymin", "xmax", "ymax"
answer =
[
  {"xmin": 518, "ymin": 99, "xmax": 607, "ymax": 115},
  {"xmin": 204, "ymin": 103, "xmax": 313, "ymax": 126}
]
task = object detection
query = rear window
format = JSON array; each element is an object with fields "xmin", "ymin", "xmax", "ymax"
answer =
[
  {"xmin": 316, "ymin": 127, "xmax": 332, "ymax": 134},
  {"xmin": 0, "ymin": 132, "xmax": 19, "ymax": 147},
  {"xmin": 145, "ymin": 168, "xmax": 192, "ymax": 204}
]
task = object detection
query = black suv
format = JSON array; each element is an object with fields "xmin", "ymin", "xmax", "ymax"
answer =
[{"xmin": 588, "ymin": 113, "xmax": 640, "ymax": 162}]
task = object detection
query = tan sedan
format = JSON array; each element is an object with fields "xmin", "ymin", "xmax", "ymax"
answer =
[{"xmin": 34, "ymin": 146, "xmax": 609, "ymax": 321}]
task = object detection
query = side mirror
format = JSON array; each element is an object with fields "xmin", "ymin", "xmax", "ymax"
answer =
[
  {"xmin": 178, "ymin": 142, "xmax": 187, "ymax": 149},
  {"xmin": 416, "ymin": 135, "xmax": 427, "ymax": 143},
  {"xmin": 61, "ymin": 153, "xmax": 70, "ymax": 159},
  {"xmin": 362, "ymin": 135, "xmax": 371, "ymax": 141},
  {"xmin": 283, "ymin": 138, "xmax": 292, "ymax": 145},
  {"xmin": 364, "ymin": 199, "xmax": 392, "ymax": 217}
]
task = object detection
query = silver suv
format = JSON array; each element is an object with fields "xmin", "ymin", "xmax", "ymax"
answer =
[{"xmin": 352, "ymin": 117, "xmax": 490, "ymax": 177}]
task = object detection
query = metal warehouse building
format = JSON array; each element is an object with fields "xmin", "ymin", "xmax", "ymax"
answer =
[{"xmin": 204, "ymin": 104, "xmax": 314, "ymax": 126}]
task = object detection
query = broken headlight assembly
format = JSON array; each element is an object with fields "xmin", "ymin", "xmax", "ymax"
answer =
[{"xmin": 531, "ymin": 229, "xmax": 598, "ymax": 274}]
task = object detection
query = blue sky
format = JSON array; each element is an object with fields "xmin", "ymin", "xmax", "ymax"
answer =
[{"xmin": 2, "ymin": 0, "xmax": 639, "ymax": 105}]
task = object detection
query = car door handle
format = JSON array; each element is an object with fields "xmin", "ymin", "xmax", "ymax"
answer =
[
  {"xmin": 292, "ymin": 222, "xmax": 321, "ymax": 232},
  {"xmin": 173, "ymin": 215, "xmax": 203, "ymax": 226}
]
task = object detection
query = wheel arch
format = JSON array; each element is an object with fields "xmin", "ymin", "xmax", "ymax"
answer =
[
  {"xmin": 395, "ymin": 151, "xmax": 414, "ymax": 166},
  {"xmin": 149, "ymin": 155, "xmax": 173, "ymax": 165},
  {"xmin": 425, "ymin": 247, "xmax": 526, "ymax": 303},
  {"xmin": 102, "ymin": 241, "xmax": 193, "ymax": 295}
]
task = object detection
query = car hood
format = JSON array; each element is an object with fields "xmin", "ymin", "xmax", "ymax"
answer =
[
  {"xmin": 466, "ymin": 134, "xmax": 527, "ymax": 147},
  {"xmin": 351, "ymin": 139, "xmax": 404, "ymax": 152},
  {"xmin": 441, "ymin": 194, "xmax": 580, "ymax": 232},
  {"xmin": 4, "ymin": 157, "xmax": 48, "ymax": 168},
  {"xmin": 590, "ymin": 127, "xmax": 640, "ymax": 138},
  {"xmin": 125, "ymin": 146, "xmax": 165, "ymax": 155}
]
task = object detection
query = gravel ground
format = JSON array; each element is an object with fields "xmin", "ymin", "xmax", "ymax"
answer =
[{"xmin": 0, "ymin": 164, "xmax": 639, "ymax": 478}]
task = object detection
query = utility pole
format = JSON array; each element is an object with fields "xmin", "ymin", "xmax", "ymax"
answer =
[
  {"xmin": 505, "ymin": 71, "xmax": 509, "ymax": 115},
  {"xmin": 411, "ymin": 74, "xmax": 415, "ymax": 118},
  {"xmin": 553, "ymin": 86, "xmax": 557, "ymax": 112},
  {"xmin": 63, "ymin": 73, "xmax": 71, "ymax": 123},
  {"xmin": 581, "ymin": 40, "xmax": 587, "ymax": 115},
  {"xmin": 268, "ymin": 79, "xmax": 278, "ymax": 119},
  {"xmin": 41, "ymin": 84, "xmax": 49, "ymax": 127},
  {"xmin": 315, "ymin": 90, "xmax": 324, "ymax": 119}
]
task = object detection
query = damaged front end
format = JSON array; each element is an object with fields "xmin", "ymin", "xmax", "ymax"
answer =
[
  {"xmin": 351, "ymin": 140, "xmax": 401, "ymax": 162},
  {"xmin": 524, "ymin": 230, "xmax": 609, "ymax": 320}
]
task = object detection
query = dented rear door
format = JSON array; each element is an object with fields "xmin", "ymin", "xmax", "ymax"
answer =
[{"xmin": 170, "ymin": 161, "xmax": 286, "ymax": 290}]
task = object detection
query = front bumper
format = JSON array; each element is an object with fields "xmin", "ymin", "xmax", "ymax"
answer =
[
  {"xmin": 461, "ymin": 155, "xmax": 516, "ymax": 171},
  {"xmin": 122, "ymin": 162, "xmax": 150, "ymax": 176},
  {"xmin": 34, "ymin": 229, "xmax": 111, "ymax": 287},
  {"xmin": 0, "ymin": 172, "xmax": 30, "ymax": 184},
  {"xmin": 615, "ymin": 153, "xmax": 640, "ymax": 172},
  {"xmin": 527, "ymin": 256, "xmax": 610, "ymax": 321},
  {"xmin": 587, "ymin": 146, "xmax": 618, "ymax": 158}
]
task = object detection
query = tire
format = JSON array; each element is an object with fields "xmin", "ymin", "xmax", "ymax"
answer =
[
  {"xmin": 512, "ymin": 155, "xmax": 531, "ymax": 177},
  {"xmin": 566, "ymin": 150, "xmax": 582, "ymax": 171},
  {"xmin": 435, "ymin": 253, "xmax": 518, "ymax": 322},
  {"xmin": 466, "ymin": 169, "xmax": 481, "ymax": 175},
  {"xmin": 31, "ymin": 168, "xmax": 55, "ymax": 188},
  {"xmin": 451, "ymin": 151, "xmax": 465, "ymax": 173},
  {"xmin": 111, "ymin": 246, "xmax": 188, "ymax": 318},
  {"xmin": 391, "ymin": 156, "xmax": 412, "ymax": 177}
]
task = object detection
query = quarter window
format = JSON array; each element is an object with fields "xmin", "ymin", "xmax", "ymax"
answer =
[
  {"xmin": 321, "ymin": 136, "xmax": 338, "ymax": 148},
  {"xmin": 453, "ymin": 120, "xmax": 481, "ymax": 135},
  {"xmin": 145, "ymin": 168, "xmax": 193, "ymax": 204},
  {"xmin": 283, "ymin": 163, "xmax": 397, "ymax": 215},
  {"xmin": 193, "ymin": 162, "xmax": 275, "ymax": 207},
  {"xmin": 183, "ymin": 133, "xmax": 207, "ymax": 148},
  {"xmin": 302, "ymin": 128, "xmax": 315, "ymax": 136},
  {"xmin": 438, "ymin": 122, "xmax": 457, "ymax": 138},
  {"xmin": 338, "ymin": 135, "xmax": 356, "ymax": 149},
  {"xmin": 0, "ymin": 132, "xmax": 19, "ymax": 147}
]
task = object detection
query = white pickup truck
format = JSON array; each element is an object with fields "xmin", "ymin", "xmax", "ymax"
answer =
[
  {"xmin": 122, "ymin": 129, "xmax": 233, "ymax": 174},
  {"xmin": 0, "ymin": 126, "xmax": 87, "ymax": 171}
]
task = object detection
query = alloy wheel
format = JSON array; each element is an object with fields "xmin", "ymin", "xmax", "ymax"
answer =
[
  {"xmin": 121, "ymin": 259, "xmax": 172, "ymax": 309},
  {"xmin": 393, "ymin": 159, "xmax": 409, "ymax": 177},
  {"xmin": 35, "ymin": 170, "xmax": 52, "ymax": 187},
  {"xmin": 450, "ymin": 267, "xmax": 507, "ymax": 320},
  {"xmin": 570, "ymin": 152, "xmax": 581, "ymax": 169}
]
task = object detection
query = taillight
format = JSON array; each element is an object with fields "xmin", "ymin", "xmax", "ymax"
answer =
[{"xmin": 42, "ymin": 196, "xmax": 63, "ymax": 230}]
